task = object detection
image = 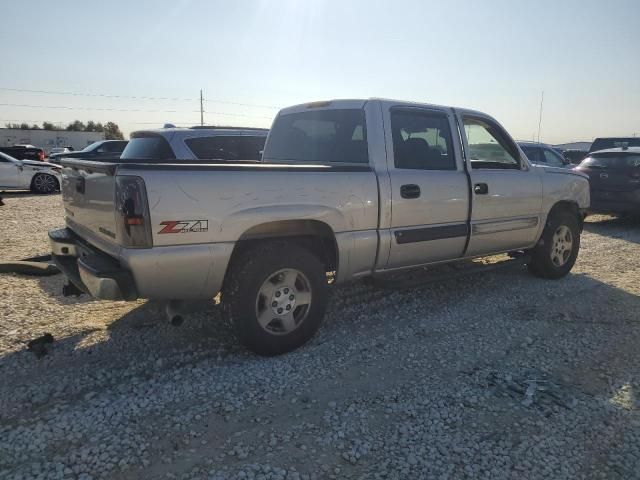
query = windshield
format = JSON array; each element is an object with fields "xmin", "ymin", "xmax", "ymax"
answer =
[
  {"xmin": 579, "ymin": 153, "xmax": 640, "ymax": 169},
  {"xmin": 80, "ymin": 141, "xmax": 102, "ymax": 152}
]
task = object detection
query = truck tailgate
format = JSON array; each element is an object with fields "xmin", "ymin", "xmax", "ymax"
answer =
[{"xmin": 61, "ymin": 159, "xmax": 120, "ymax": 250}]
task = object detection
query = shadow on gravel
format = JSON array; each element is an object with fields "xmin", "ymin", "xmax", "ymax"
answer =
[
  {"xmin": 584, "ymin": 215, "xmax": 640, "ymax": 244},
  {"xmin": 36, "ymin": 273, "xmax": 95, "ymax": 305}
]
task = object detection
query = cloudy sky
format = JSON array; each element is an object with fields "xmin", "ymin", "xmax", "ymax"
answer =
[{"xmin": 1, "ymin": 0, "xmax": 638, "ymax": 143}]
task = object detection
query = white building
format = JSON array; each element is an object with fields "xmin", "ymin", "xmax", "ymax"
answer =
[{"xmin": 0, "ymin": 129, "xmax": 105, "ymax": 153}]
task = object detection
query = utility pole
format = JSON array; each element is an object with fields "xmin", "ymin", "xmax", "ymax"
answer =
[
  {"xmin": 537, "ymin": 91, "xmax": 544, "ymax": 143},
  {"xmin": 200, "ymin": 89, "xmax": 204, "ymax": 126}
]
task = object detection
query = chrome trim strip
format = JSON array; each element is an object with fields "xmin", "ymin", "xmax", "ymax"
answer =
[{"xmin": 472, "ymin": 216, "xmax": 539, "ymax": 235}]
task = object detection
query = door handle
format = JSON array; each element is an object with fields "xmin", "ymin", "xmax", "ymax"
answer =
[
  {"xmin": 474, "ymin": 183, "xmax": 488, "ymax": 195},
  {"xmin": 400, "ymin": 184, "xmax": 421, "ymax": 199}
]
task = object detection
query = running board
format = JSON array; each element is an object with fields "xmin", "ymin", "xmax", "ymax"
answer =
[{"xmin": 367, "ymin": 254, "xmax": 530, "ymax": 290}]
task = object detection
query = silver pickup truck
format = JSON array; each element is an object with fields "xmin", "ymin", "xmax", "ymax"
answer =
[{"xmin": 50, "ymin": 99, "xmax": 589, "ymax": 355}]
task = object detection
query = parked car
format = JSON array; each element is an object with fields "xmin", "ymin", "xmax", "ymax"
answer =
[
  {"xmin": 0, "ymin": 151, "xmax": 61, "ymax": 193},
  {"xmin": 562, "ymin": 149, "xmax": 588, "ymax": 165},
  {"xmin": 49, "ymin": 99, "xmax": 589, "ymax": 355},
  {"xmin": 119, "ymin": 126, "xmax": 269, "ymax": 161},
  {"xmin": 589, "ymin": 137, "xmax": 640, "ymax": 153},
  {"xmin": 48, "ymin": 140, "xmax": 128, "ymax": 163},
  {"xmin": 518, "ymin": 142, "xmax": 570, "ymax": 168},
  {"xmin": 574, "ymin": 147, "xmax": 640, "ymax": 214},
  {"xmin": 0, "ymin": 145, "xmax": 45, "ymax": 162}
]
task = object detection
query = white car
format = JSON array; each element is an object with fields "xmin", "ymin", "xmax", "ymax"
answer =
[{"xmin": 0, "ymin": 151, "xmax": 62, "ymax": 193}]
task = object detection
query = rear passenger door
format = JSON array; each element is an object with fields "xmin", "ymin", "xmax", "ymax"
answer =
[{"xmin": 385, "ymin": 107, "xmax": 470, "ymax": 269}]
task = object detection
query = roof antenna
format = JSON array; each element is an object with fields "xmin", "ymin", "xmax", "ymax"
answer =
[{"xmin": 537, "ymin": 91, "xmax": 544, "ymax": 143}]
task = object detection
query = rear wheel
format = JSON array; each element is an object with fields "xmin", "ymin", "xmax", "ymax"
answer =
[
  {"xmin": 31, "ymin": 173, "xmax": 58, "ymax": 194},
  {"xmin": 223, "ymin": 241, "xmax": 329, "ymax": 356},
  {"xmin": 527, "ymin": 210, "xmax": 580, "ymax": 279}
]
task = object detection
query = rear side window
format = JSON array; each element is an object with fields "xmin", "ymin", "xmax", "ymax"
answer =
[
  {"xmin": 120, "ymin": 135, "xmax": 175, "ymax": 160},
  {"xmin": 185, "ymin": 135, "xmax": 266, "ymax": 161},
  {"xmin": 263, "ymin": 109, "xmax": 368, "ymax": 164},
  {"xmin": 391, "ymin": 110, "xmax": 455, "ymax": 170},
  {"xmin": 580, "ymin": 154, "xmax": 640, "ymax": 169}
]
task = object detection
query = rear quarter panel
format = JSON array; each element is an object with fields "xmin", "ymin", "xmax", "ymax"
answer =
[{"xmin": 123, "ymin": 167, "xmax": 379, "ymax": 245}]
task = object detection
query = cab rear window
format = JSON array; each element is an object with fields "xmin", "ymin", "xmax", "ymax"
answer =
[
  {"xmin": 263, "ymin": 109, "xmax": 368, "ymax": 164},
  {"xmin": 120, "ymin": 135, "xmax": 175, "ymax": 160}
]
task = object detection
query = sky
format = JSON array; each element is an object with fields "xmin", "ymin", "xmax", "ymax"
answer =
[{"xmin": 1, "ymin": 0, "xmax": 639, "ymax": 144}]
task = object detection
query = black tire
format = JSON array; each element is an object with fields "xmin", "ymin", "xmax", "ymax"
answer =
[
  {"xmin": 31, "ymin": 173, "xmax": 59, "ymax": 194},
  {"xmin": 223, "ymin": 241, "xmax": 329, "ymax": 356},
  {"xmin": 527, "ymin": 209, "xmax": 580, "ymax": 279}
]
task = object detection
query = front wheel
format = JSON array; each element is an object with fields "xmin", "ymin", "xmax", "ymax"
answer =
[
  {"xmin": 527, "ymin": 210, "xmax": 580, "ymax": 279},
  {"xmin": 31, "ymin": 173, "xmax": 58, "ymax": 194},
  {"xmin": 223, "ymin": 241, "xmax": 329, "ymax": 356}
]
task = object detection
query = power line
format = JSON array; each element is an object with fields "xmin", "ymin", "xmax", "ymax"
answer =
[
  {"xmin": 0, "ymin": 87, "xmax": 280, "ymax": 109},
  {"xmin": 0, "ymin": 102, "xmax": 274, "ymax": 119}
]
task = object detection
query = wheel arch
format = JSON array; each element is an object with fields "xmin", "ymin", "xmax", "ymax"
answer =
[
  {"xmin": 545, "ymin": 200, "xmax": 583, "ymax": 230},
  {"xmin": 228, "ymin": 219, "xmax": 339, "ymax": 276}
]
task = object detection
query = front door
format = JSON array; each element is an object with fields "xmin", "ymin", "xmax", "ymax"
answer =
[
  {"xmin": 385, "ymin": 107, "xmax": 470, "ymax": 269},
  {"xmin": 457, "ymin": 112, "xmax": 543, "ymax": 256}
]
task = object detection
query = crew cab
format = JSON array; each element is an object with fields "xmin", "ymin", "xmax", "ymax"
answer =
[{"xmin": 49, "ymin": 99, "xmax": 589, "ymax": 355}]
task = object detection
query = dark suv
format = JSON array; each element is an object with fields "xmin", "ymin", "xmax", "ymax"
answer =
[
  {"xmin": 0, "ymin": 145, "xmax": 45, "ymax": 161},
  {"xmin": 575, "ymin": 147, "xmax": 640, "ymax": 214}
]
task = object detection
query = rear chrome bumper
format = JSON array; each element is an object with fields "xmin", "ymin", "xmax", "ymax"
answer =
[{"xmin": 49, "ymin": 228, "xmax": 138, "ymax": 301}]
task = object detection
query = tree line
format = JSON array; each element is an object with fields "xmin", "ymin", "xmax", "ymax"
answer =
[{"xmin": 3, "ymin": 120, "xmax": 124, "ymax": 140}]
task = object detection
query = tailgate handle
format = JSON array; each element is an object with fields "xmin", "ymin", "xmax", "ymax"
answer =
[
  {"xmin": 75, "ymin": 177, "xmax": 85, "ymax": 194},
  {"xmin": 400, "ymin": 184, "xmax": 421, "ymax": 199}
]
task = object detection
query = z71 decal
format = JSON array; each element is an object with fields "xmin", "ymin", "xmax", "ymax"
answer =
[{"xmin": 158, "ymin": 220, "xmax": 209, "ymax": 234}]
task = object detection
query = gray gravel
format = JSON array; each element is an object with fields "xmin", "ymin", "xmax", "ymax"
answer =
[{"xmin": 1, "ymin": 192, "xmax": 639, "ymax": 480}]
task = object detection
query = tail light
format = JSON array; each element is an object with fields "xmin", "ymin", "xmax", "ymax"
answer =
[{"xmin": 115, "ymin": 176, "xmax": 153, "ymax": 248}]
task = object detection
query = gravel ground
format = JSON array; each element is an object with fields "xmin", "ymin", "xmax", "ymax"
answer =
[{"xmin": 0, "ymin": 192, "xmax": 639, "ymax": 480}]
